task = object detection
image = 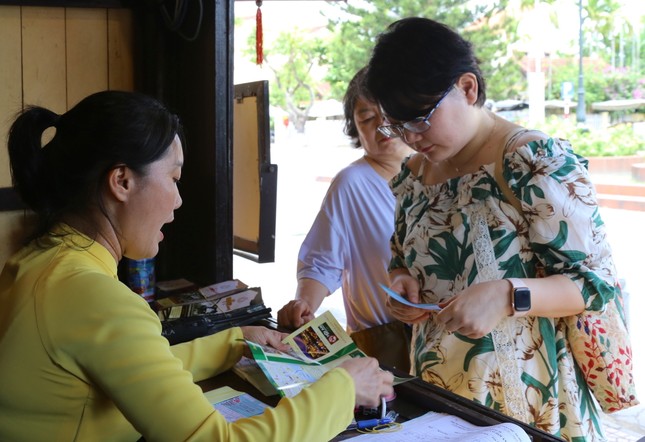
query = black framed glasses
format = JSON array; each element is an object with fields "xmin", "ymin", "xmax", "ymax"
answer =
[{"xmin": 377, "ymin": 86, "xmax": 453, "ymax": 140}]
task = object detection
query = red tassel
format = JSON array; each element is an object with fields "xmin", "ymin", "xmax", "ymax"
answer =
[{"xmin": 256, "ymin": 1, "xmax": 263, "ymax": 65}]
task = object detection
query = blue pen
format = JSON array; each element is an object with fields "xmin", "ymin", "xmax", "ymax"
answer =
[{"xmin": 356, "ymin": 417, "xmax": 393, "ymax": 429}]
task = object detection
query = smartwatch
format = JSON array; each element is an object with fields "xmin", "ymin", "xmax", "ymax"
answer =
[{"xmin": 507, "ymin": 278, "xmax": 531, "ymax": 316}]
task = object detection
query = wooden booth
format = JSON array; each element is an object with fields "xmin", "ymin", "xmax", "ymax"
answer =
[
  {"xmin": 0, "ymin": 0, "xmax": 235, "ymax": 286},
  {"xmin": 0, "ymin": 2, "xmax": 564, "ymax": 441}
]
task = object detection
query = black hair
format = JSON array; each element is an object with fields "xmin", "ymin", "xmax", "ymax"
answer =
[
  {"xmin": 8, "ymin": 90, "xmax": 183, "ymax": 240},
  {"xmin": 342, "ymin": 66, "xmax": 373, "ymax": 149},
  {"xmin": 365, "ymin": 17, "xmax": 487, "ymax": 121}
]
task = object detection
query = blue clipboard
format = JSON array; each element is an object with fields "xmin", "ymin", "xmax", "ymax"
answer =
[{"xmin": 379, "ymin": 283, "xmax": 441, "ymax": 311}]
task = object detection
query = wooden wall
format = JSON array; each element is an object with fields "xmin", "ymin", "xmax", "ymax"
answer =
[{"xmin": 0, "ymin": 5, "xmax": 135, "ymax": 267}]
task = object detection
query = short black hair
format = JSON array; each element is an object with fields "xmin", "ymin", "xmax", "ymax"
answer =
[
  {"xmin": 342, "ymin": 66, "xmax": 372, "ymax": 148},
  {"xmin": 366, "ymin": 17, "xmax": 486, "ymax": 121}
]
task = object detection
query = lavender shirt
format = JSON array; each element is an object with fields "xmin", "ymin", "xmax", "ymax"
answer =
[{"xmin": 298, "ymin": 157, "xmax": 397, "ymax": 333}]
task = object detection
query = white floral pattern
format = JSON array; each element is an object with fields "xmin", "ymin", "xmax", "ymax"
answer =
[{"xmin": 390, "ymin": 138, "xmax": 619, "ymax": 441}]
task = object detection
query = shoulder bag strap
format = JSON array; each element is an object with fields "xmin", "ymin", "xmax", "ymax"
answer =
[{"xmin": 494, "ymin": 130, "xmax": 529, "ymax": 215}]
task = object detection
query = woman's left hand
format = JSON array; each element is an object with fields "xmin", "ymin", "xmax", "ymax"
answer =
[
  {"xmin": 436, "ymin": 280, "xmax": 510, "ymax": 338},
  {"xmin": 387, "ymin": 273, "xmax": 430, "ymax": 324},
  {"xmin": 240, "ymin": 326, "xmax": 291, "ymax": 355}
]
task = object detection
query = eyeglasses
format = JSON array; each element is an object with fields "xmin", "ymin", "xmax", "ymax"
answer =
[{"xmin": 377, "ymin": 86, "xmax": 453, "ymax": 140}]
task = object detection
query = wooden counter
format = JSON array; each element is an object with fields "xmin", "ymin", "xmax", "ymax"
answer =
[{"xmin": 197, "ymin": 365, "xmax": 564, "ymax": 442}]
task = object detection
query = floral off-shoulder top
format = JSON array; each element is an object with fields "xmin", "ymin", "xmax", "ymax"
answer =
[{"xmin": 390, "ymin": 137, "xmax": 618, "ymax": 441}]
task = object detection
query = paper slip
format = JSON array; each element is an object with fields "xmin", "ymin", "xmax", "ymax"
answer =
[
  {"xmin": 379, "ymin": 283, "xmax": 441, "ymax": 311},
  {"xmin": 349, "ymin": 411, "xmax": 530, "ymax": 441},
  {"xmin": 205, "ymin": 386, "xmax": 269, "ymax": 422}
]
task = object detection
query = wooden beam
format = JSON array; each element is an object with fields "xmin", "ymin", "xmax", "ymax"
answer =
[{"xmin": 0, "ymin": 1, "xmax": 130, "ymax": 7}]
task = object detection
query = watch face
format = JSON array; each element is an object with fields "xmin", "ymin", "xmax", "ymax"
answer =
[{"xmin": 514, "ymin": 287, "xmax": 531, "ymax": 311}]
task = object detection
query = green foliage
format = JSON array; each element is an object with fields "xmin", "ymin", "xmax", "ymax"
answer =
[
  {"xmin": 238, "ymin": 0, "xmax": 641, "ymax": 134},
  {"xmin": 548, "ymin": 61, "xmax": 643, "ymax": 105},
  {"xmin": 322, "ymin": 0, "xmax": 522, "ymax": 101},
  {"xmin": 527, "ymin": 115, "xmax": 644, "ymax": 157},
  {"xmin": 245, "ymin": 29, "xmax": 325, "ymax": 109},
  {"xmin": 582, "ymin": 0, "xmax": 628, "ymax": 60},
  {"xmin": 463, "ymin": 20, "xmax": 526, "ymax": 100},
  {"xmin": 322, "ymin": 0, "xmax": 407, "ymax": 98},
  {"xmin": 244, "ymin": 28, "xmax": 327, "ymax": 131}
]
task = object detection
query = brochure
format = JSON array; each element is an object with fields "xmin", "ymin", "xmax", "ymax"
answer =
[
  {"xmin": 232, "ymin": 356, "xmax": 280, "ymax": 396},
  {"xmin": 246, "ymin": 311, "xmax": 368, "ymax": 398}
]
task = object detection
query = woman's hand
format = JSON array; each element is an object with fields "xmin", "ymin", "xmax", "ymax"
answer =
[
  {"xmin": 240, "ymin": 326, "xmax": 291, "ymax": 356},
  {"xmin": 339, "ymin": 357, "xmax": 394, "ymax": 407},
  {"xmin": 387, "ymin": 273, "xmax": 430, "ymax": 324},
  {"xmin": 277, "ymin": 299, "xmax": 315, "ymax": 330},
  {"xmin": 436, "ymin": 280, "xmax": 510, "ymax": 338}
]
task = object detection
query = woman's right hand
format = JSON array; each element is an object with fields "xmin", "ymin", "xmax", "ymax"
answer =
[
  {"xmin": 387, "ymin": 273, "xmax": 430, "ymax": 324},
  {"xmin": 277, "ymin": 299, "xmax": 315, "ymax": 330},
  {"xmin": 339, "ymin": 357, "xmax": 394, "ymax": 407}
]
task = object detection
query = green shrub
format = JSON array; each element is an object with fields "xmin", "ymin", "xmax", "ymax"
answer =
[
  {"xmin": 519, "ymin": 115, "xmax": 644, "ymax": 158},
  {"xmin": 548, "ymin": 62, "xmax": 643, "ymax": 104}
]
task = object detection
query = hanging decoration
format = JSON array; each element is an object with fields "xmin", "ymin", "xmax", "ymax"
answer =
[{"xmin": 256, "ymin": 0, "xmax": 263, "ymax": 65}]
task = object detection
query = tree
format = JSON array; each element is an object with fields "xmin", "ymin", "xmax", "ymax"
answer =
[
  {"xmin": 322, "ymin": 0, "xmax": 527, "ymax": 101},
  {"xmin": 240, "ymin": 0, "xmax": 640, "ymax": 122},
  {"xmin": 583, "ymin": 0, "xmax": 622, "ymax": 57},
  {"xmin": 245, "ymin": 28, "xmax": 326, "ymax": 133}
]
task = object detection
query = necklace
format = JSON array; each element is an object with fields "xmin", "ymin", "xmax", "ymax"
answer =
[{"xmin": 446, "ymin": 114, "xmax": 498, "ymax": 173}]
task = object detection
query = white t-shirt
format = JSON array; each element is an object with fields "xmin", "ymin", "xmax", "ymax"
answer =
[{"xmin": 298, "ymin": 156, "xmax": 397, "ymax": 333}]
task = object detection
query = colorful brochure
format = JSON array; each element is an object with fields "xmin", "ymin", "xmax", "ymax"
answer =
[{"xmin": 246, "ymin": 311, "xmax": 366, "ymax": 398}]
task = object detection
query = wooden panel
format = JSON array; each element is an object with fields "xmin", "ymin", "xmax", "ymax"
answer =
[
  {"xmin": 107, "ymin": 8, "xmax": 134, "ymax": 91},
  {"xmin": 21, "ymin": 6, "xmax": 66, "ymax": 113},
  {"xmin": 0, "ymin": 6, "xmax": 22, "ymax": 188},
  {"xmin": 0, "ymin": 1, "xmax": 126, "ymax": 6},
  {"xmin": 66, "ymin": 7, "xmax": 108, "ymax": 107},
  {"xmin": 0, "ymin": 4, "xmax": 137, "ymax": 273},
  {"xmin": 232, "ymin": 81, "xmax": 276, "ymax": 263},
  {"xmin": 233, "ymin": 95, "xmax": 261, "ymax": 243}
]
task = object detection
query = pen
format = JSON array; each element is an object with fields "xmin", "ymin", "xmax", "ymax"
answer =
[{"xmin": 356, "ymin": 418, "xmax": 393, "ymax": 429}]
